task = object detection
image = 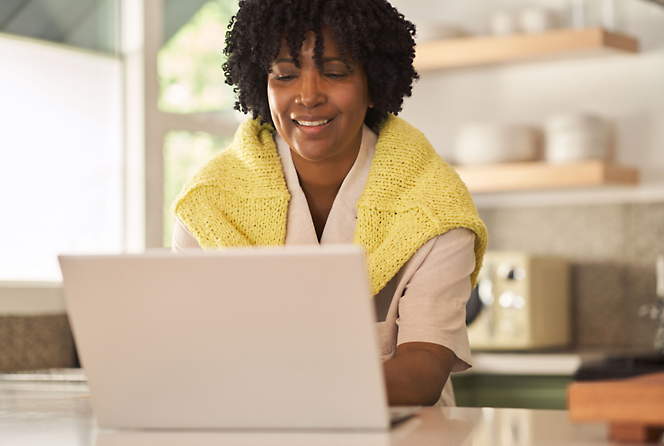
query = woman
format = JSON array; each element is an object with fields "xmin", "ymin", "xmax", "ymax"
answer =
[{"xmin": 172, "ymin": 0, "xmax": 487, "ymax": 406}]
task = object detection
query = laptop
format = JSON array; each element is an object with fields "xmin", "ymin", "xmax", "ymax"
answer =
[{"xmin": 59, "ymin": 245, "xmax": 418, "ymax": 431}]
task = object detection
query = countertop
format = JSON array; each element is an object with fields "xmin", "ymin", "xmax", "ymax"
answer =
[
  {"xmin": 466, "ymin": 349, "xmax": 659, "ymax": 376},
  {"xmin": 2, "ymin": 370, "xmax": 656, "ymax": 446},
  {"xmin": 466, "ymin": 351, "xmax": 604, "ymax": 376}
]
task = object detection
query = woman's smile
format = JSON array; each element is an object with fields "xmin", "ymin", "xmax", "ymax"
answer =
[{"xmin": 292, "ymin": 116, "xmax": 333, "ymax": 135}]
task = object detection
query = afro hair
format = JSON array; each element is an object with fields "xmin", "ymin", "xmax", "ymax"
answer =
[{"xmin": 222, "ymin": 0, "xmax": 419, "ymax": 128}]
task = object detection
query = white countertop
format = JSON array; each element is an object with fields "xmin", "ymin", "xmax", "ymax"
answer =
[
  {"xmin": 0, "ymin": 373, "xmax": 623, "ymax": 446},
  {"xmin": 465, "ymin": 349, "xmax": 658, "ymax": 376},
  {"xmin": 465, "ymin": 351, "xmax": 605, "ymax": 376}
]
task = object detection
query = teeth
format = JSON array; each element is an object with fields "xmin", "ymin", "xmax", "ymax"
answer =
[{"xmin": 296, "ymin": 119, "xmax": 330, "ymax": 127}]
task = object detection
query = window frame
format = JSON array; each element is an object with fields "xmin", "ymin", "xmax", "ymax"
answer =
[{"xmin": 121, "ymin": 0, "xmax": 239, "ymax": 251}]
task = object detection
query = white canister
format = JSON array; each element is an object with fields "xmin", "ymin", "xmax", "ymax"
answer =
[
  {"xmin": 490, "ymin": 11, "xmax": 520, "ymax": 36},
  {"xmin": 544, "ymin": 113, "xmax": 612, "ymax": 163},
  {"xmin": 518, "ymin": 8, "xmax": 559, "ymax": 34},
  {"xmin": 546, "ymin": 134, "xmax": 609, "ymax": 163},
  {"xmin": 454, "ymin": 123, "xmax": 542, "ymax": 165},
  {"xmin": 545, "ymin": 113, "xmax": 607, "ymax": 134}
]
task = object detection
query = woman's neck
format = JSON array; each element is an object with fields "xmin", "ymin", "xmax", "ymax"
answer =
[{"xmin": 291, "ymin": 145, "xmax": 360, "ymax": 241}]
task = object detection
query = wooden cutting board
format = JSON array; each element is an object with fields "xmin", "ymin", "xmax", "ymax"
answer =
[{"xmin": 568, "ymin": 372, "xmax": 664, "ymax": 442}]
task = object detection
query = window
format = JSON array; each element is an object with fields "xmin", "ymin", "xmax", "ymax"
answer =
[
  {"xmin": 0, "ymin": 0, "xmax": 243, "ymax": 281},
  {"xmin": 0, "ymin": 0, "xmax": 118, "ymax": 54},
  {"xmin": 158, "ymin": 0, "xmax": 242, "ymax": 247},
  {"xmin": 163, "ymin": 131, "xmax": 232, "ymax": 246},
  {"xmin": 159, "ymin": 0, "xmax": 237, "ymax": 114}
]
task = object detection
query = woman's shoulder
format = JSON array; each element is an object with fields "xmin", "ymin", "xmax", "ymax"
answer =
[
  {"xmin": 175, "ymin": 118, "xmax": 287, "ymax": 199},
  {"xmin": 366, "ymin": 115, "xmax": 469, "ymax": 209}
]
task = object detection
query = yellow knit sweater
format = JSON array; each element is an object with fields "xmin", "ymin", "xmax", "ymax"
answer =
[{"xmin": 173, "ymin": 115, "xmax": 488, "ymax": 295}]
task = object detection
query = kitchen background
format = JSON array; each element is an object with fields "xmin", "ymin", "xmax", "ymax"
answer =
[
  {"xmin": 391, "ymin": 0, "xmax": 664, "ymax": 350},
  {"xmin": 1, "ymin": 0, "xmax": 663, "ymax": 405}
]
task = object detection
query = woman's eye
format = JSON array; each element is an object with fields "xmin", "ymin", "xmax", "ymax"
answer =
[
  {"xmin": 325, "ymin": 72, "xmax": 348, "ymax": 79},
  {"xmin": 276, "ymin": 75, "xmax": 296, "ymax": 81}
]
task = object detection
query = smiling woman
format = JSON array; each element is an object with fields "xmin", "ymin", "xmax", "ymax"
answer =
[
  {"xmin": 170, "ymin": 0, "xmax": 488, "ymax": 407},
  {"xmin": 268, "ymin": 29, "xmax": 371, "ymax": 166},
  {"xmin": 268, "ymin": 29, "xmax": 372, "ymax": 239}
]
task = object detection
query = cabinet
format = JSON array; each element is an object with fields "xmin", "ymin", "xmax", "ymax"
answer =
[
  {"xmin": 452, "ymin": 374, "xmax": 571, "ymax": 410},
  {"xmin": 450, "ymin": 352, "xmax": 592, "ymax": 409}
]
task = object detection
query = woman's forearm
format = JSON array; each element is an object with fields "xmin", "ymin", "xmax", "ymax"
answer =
[{"xmin": 383, "ymin": 342, "xmax": 454, "ymax": 406}]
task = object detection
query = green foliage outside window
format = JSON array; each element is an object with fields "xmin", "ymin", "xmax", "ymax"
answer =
[{"xmin": 158, "ymin": 0, "xmax": 238, "ymax": 114}]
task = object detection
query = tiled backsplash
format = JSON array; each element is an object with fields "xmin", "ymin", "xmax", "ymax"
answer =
[
  {"xmin": 478, "ymin": 202, "xmax": 664, "ymax": 349},
  {"xmin": 0, "ymin": 315, "xmax": 77, "ymax": 372}
]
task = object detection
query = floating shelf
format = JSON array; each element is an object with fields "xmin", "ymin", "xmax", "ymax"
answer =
[
  {"xmin": 415, "ymin": 27, "xmax": 639, "ymax": 71},
  {"xmin": 453, "ymin": 160, "xmax": 639, "ymax": 193}
]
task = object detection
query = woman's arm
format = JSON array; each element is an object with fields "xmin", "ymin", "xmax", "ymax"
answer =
[
  {"xmin": 172, "ymin": 218, "xmax": 202, "ymax": 252},
  {"xmin": 383, "ymin": 341, "xmax": 454, "ymax": 406},
  {"xmin": 382, "ymin": 228, "xmax": 477, "ymax": 406}
]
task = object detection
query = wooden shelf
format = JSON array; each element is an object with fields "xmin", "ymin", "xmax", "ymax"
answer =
[
  {"xmin": 453, "ymin": 160, "xmax": 639, "ymax": 193},
  {"xmin": 415, "ymin": 27, "xmax": 639, "ymax": 71}
]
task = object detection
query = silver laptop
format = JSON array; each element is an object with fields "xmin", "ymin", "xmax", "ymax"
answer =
[{"xmin": 60, "ymin": 245, "xmax": 415, "ymax": 431}]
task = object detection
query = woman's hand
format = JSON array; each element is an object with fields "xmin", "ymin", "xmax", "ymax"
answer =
[{"xmin": 383, "ymin": 341, "xmax": 454, "ymax": 406}]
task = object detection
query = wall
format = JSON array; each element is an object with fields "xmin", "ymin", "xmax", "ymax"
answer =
[
  {"xmin": 0, "ymin": 33, "xmax": 123, "ymax": 281},
  {"xmin": 389, "ymin": 0, "xmax": 664, "ymax": 349},
  {"xmin": 479, "ymin": 203, "xmax": 664, "ymax": 349}
]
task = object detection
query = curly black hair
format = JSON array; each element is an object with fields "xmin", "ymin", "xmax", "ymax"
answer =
[{"xmin": 222, "ymin": 0, "xmax": 418, "ymax": 128}]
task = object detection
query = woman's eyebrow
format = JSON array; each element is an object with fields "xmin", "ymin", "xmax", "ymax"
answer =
[
  {"xmin": 272, "ymin": 56, "xmax": 346, "ymax": 65},
  {"xmin": 273, "ymin": 58, "xmax": 295, "ymax": 65}
]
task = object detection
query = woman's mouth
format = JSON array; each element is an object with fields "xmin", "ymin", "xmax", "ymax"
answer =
[
  {"xmin": 294, "ymin": 119, "xmax": 332, "ymax": 127},
  {"xmin": 293, "ymin": 118, "xmax": 333, "ymax": 135}
]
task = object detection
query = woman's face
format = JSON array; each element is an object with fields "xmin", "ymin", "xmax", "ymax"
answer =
[{"xmin": 267, "ymin": 29, "xmax": 372, "ymax": 168}]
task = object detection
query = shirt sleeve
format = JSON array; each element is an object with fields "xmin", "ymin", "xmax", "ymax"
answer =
[
  {"xmin": 395, "ymin": 227, "xmax": 476, "ymax": 372},
  {"xmin": 171, "ymin": 218, "xmax": 203, "ymax": 252}
]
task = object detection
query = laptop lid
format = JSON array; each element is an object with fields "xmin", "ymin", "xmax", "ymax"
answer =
[{"xmin": 59, "ymin": 245, "xmax": 389, "ymax": 430}]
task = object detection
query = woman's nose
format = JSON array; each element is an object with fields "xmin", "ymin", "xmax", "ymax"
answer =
[{"xmin": 295, "ymin": 71, "xmax": 326, "ymax": 108}]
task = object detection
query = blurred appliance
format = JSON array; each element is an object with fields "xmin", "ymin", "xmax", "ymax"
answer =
[
  {"xmin": 638, "ymin": 254, "xmax": 664, "ymax": 352},
  {"xmin": 467, "ymin": 251, "xmax": 570, "ymax": 350}
]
